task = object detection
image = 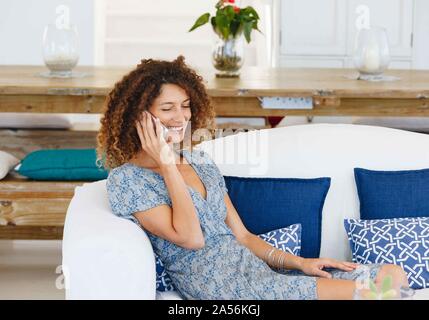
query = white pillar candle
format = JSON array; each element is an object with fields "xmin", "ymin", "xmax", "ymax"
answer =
[
  {"xmin": 44, "ymin": 53, "xmax": 78, "ymax": 72},
  {"xmin": 362, "ymin": 44, "xmax": 380, "ymax": 73},
  {"xmin": 45, "ymin": 53, "xmax": 78, "ymax": 63}
]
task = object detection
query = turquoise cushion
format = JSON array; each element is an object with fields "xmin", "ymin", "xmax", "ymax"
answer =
[{"xmin": 16, "ymin": 148, "xmax": 108, "ymax": 181}]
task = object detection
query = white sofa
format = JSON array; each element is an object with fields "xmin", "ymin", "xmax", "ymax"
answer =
[{"xmin": 62, "ymin": 124, "xmax": 429, "ymax": 299}]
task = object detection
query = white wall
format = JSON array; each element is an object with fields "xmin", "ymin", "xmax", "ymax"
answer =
[
  {"xmin": 276, "ymin": 0, "xmax": 429, "ymax": 70},
  {"xmin": 412, "ymin": 0, "xmax": 429, "ymax": 69},
  {"xmin": 0, "ymin": 0, "xmax": 94, "ymax": 65},
  {"xmin": 0, "ymin": 1, "xmax": 97, "ymax": 131},
  {"xmin": 98, "ymin": 0, "xmax": 272, "ymax": 68}
]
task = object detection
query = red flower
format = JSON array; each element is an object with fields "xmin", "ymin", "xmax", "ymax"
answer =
[
  {"xmin": 233, "ymin": 6, "xmax": 240, "ymax": 13},
  {"xmin": 227, "ymin": 0, "xmax": 235, "ymax": 3}
]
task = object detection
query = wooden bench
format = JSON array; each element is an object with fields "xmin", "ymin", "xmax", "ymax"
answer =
[
  {"xmin": 0, "ymin": 126, "xmax": 263, "ymax": 240},
  {"xmin": 0, "ymin": 174, "xmax": 83, "ymax": 239},
  {"xmin": 0, "ymin": 129, "xmax": 98, "ymax": 239}
]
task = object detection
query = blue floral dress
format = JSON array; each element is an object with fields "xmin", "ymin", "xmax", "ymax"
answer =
[{"xmin": 107, "ymin": 148, "xmax": 382, "ymax": 300}]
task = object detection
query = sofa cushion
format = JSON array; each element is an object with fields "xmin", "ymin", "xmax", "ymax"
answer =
[
  {"xmin": 16, "ymin": 148, "xmax": 108, "ymax": 180},
  {"xmin": 0, "ymin": 150, "xmax": 20, "ymax": 180},
  {"xmin": 354, "ymin": 167, "xmax": 429, "ymax": 220},
  {"xmin": 224, "ymin": 176, "xmax": 330, "ymax": 258},
  {"xmin": 345, "ymin": 217, "xmax": 429, "ymax": 289}
]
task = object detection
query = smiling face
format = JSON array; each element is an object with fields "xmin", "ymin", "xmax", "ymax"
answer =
[{"xmin": 147, "ymin": 83, "xmax": 192, "ymax": 144}]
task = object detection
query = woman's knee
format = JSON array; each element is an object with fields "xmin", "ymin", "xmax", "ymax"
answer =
[
  {"xmin": 379, "ymin": 264, "xmax": 406, "ymax": 277},
  {"xmin": 376, "ymin": 264, "xmax": 408, "ymax": 287}
]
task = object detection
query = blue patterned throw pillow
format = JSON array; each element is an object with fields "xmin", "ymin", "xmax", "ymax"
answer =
[
  {"xmin": 258, "ymin": 223, "xmax": 302, "ymax": 256},
  {"xmin": 156, "ymin": 223, "xmax": 302, "ymax": 292},
  {"xmin": 155, "ymin": 254, "xmax": 175, "ymax": 292},
  {"xmin": 344, "ymin": 217, "xmax": 429, "ymax": 289}
]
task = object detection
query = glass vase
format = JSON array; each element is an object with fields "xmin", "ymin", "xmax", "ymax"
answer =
[
  {"xmin": 42, "ymin": 23, "xmax": 79, "ymax": 78},
  {"xmin": 212, "ymin": 35, "xmax": 244, "ymax": 78},
  {"xmin": 353, "ymin": 26, "xmax": 391, "ymax": 80}
]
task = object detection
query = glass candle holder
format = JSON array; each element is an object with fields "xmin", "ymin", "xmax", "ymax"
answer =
[
  {"xmin": 353, "ymin": 26, "xmax": 390, "ymax": 80},
  {"xmin": 42, "ymin": 23, "xmax": 79, "ymax": 78}
]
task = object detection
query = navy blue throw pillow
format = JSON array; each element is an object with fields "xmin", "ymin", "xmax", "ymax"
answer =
[
  {"xmin": 224, "ymin": 176, "xmax": 331, "ymax": 258},
  {"xmin": 354, "ymin": 168, "xmax": 429, "ymax": 220}
]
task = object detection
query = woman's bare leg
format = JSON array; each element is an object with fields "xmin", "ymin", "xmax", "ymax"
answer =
[
  {"xmin": 316, "ymin": 278, "xmax": 356, "ymax": 300},
  {"xmin": 316, "ymin": 264, "xmax": 409, "ymax": 300},
  {"xmin": 374, "ymin": 264, "xmax": 409, "ymax": 289}
]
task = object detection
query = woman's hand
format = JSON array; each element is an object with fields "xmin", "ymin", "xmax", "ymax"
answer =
[
  {"xmin": 135, "ymin": 111, "xmax": 176, "ymax": 168},
  {"xmin": 299, "ymin": 258, "xmax": 359, "ymax": 278}
]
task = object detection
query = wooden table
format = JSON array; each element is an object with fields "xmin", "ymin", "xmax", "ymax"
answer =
[
  {"xmin": 1, "ymin": 65, "xmax": 429, "ymax": 118},
  {"xmin": 1, "ymin": 65, "xmax": 429, "ymax": 240}
]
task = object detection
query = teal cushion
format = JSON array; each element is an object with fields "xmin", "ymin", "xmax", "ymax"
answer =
[{"xmin": 16, "ymin": 148, "xmax": 108, "ymax": 181}]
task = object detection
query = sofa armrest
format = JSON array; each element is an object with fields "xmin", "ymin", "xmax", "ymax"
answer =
[{"xmin": 62, "ymin": 181, "xmax": 156, "ymax": 300}]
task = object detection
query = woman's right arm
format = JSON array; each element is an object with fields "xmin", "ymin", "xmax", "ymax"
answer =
[
  {"xmin": 134, "ymin": 164, "xmax": 205, "ymax": 250},
  {"xmin": 133, "ymin": 111, "xmax": 205, "ymax": 250}
]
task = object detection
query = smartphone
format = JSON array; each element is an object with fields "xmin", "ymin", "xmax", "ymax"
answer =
[{"xmin": 148, "ymin": 112, "xmax": 169, "ymax": 140}]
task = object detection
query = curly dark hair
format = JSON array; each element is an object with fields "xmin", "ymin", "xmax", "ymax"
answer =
[{"xmin": 96, "ymin": 55, "xmax": 216, "ymax": 170}]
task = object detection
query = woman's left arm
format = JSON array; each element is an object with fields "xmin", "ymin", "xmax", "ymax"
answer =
[
  {"xmin": 223, "ymin": 193, "xmax": 358, "ymax": 277},
  {"xmin": 223, "ymin": 193, "xmax": 304, "ymax": 271}
]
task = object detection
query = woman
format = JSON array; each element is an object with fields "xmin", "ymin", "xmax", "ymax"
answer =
[{"xmin": 97, "ymin": 56, "xmax": 409, "ymax": 300}]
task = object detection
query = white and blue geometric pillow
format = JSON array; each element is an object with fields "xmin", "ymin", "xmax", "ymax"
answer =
[
  {"xmin": 344, "ymin": 217, "xmax": 429, "ymax": 289},
  {"xmin": 155, "ymin": 223, "xmax": 302, "ymax": 292},
  {"xmin": 155, "ymin": 255, "xmax": 175, "ymax": 292},
  {"xmin": 258, "ymin": 223, "xmax": 302, "ymax": 256}
]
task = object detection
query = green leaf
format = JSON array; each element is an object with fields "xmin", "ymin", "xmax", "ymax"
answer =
[
  {"xmin": 224, "ymin": 5, "xmax": 236, "ymax": 21},
  {"xmin": 215, "ymin": 11, "xmax": 230, "ymax": 39},
  {"xmin": 239, "ymin": 7, "xmax": 250, "ymax": 16},
  {"xmin": 252, "ymin": 21, "xmax": 263, "ymax": 34},
  {"xmin": 382, "ymin": 275, "xmax": 393, "ymax": 293},
  {"xmin": 188, "ymin": 13, "xmax": 210, "ymax": 32},
  {"xmin": 230, "ymin": 19, "xmax": 241, "ymax": 37},
  {"xmin": 246, "ymin": 6, "xmax": 260, "ymax": 19},
  {"xmin": 240, "ymin": 6, "xmax": 259, "ymax": 21},
  {"xmin": 211, "ymin": 16, "xmax": 218, "ymax": 34},
  {"xmin": 243, "ymin": 21, "xmax": 253, "ymax": 43}
]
